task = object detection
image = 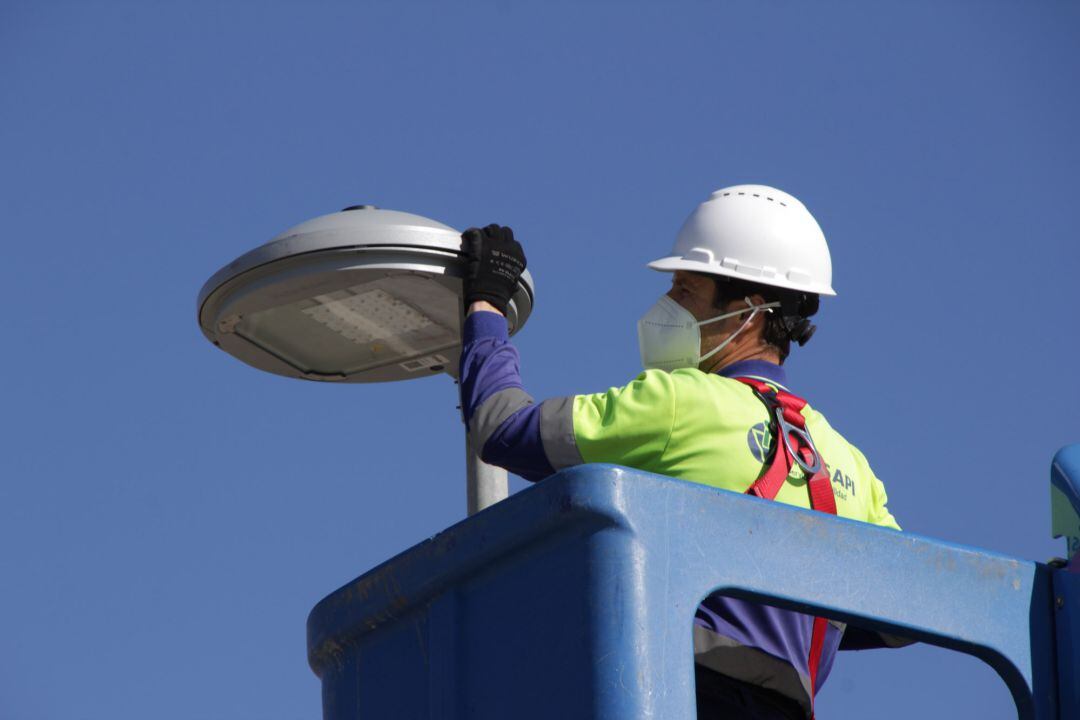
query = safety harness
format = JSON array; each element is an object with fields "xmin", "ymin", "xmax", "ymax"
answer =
[{"xmin": 736, "ymin": 377, "xmax": 837, "ymax": 719}]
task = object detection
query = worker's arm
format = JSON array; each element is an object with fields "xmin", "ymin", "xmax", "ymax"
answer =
[
  {"xmin": 459, "ymin": 225, "xmax": 676, "ymax": 479},
  {"xmin": 459, "ymin": 306, "xmax": 558, "ymax": 482},
  {"xmin": 455, "ymin": 225, "xmax": 578, "ymax": 481},
  {"xmin": 458, "ymin": 225, "xmax": 575, "ymax": 481},
  {"xmin": 461, "ymin": 303, "xmax": 679, "ymax": 480}
]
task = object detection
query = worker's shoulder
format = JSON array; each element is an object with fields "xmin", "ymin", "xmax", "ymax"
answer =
[
  {"xmin": 613, "ymin": 368, "xmax": 739, "ymax": 391},
  {"xmin": 584, "ymin": 368, "xmax": 761, "ymax": 407},
  {"xmin": 665, "ymin": 367, "xmax": 745, "ymax": 388},
  {"xmin": 802, "ymin": 402, "xmax": 834, "ymax": 430},
  {"xmin": 803, "ymin": 402, "xmax": 847, "ymax": 440},
  {"xmin": 803, "ymin": 403, "xmax": 874, "ymax": 466},
  {"xmin": 667, "ymin": 368, "xmax": 755, "ymax": 397}
]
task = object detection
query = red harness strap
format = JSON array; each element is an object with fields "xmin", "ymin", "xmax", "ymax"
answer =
[{"xmin": 736, "ymin": 377, "xmax": 837, "ymax": 718}]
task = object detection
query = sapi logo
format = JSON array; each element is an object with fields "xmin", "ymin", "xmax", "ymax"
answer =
[
  {"xmin": 747, "ymin": 421, "xmax": 773, "ymax": 463},
  {"xmin": 824, "ymin": 462, "xmax": 856, "ymax": 499}
]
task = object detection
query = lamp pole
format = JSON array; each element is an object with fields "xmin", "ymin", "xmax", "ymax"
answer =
[{"xmin": 465, "ymin": 443, "xmax": 508, "ymax": 515}]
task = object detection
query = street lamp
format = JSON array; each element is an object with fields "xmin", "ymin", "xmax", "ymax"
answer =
[{"xmin": 197, "ymin": 205, "xmax": 535, "ymax": 513}]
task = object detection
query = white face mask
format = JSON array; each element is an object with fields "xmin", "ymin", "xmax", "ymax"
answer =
[{"xmin": 637, "ymin": 295, "xmax": 780, "ymax": 372}]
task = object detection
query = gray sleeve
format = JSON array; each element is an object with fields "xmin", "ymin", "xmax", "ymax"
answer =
[
  {"xmin": 539, "ymin": 396, "xmax": 584, "ymax": 470},
  {"xmin": 469, "ymin": 387, "xmax": 535, "ymax": 455}
]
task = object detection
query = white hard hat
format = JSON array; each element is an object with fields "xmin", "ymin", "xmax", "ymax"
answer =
[{"xmin": 649, "ymin": 184, "xmax": 835, "ymax": 296}]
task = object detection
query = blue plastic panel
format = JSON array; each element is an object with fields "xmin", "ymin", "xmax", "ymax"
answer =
[{"xmin": 308, "ymin": 465, "xmax": 1060, "ymax": 719}]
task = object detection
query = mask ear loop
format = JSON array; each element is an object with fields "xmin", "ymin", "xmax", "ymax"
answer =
[
  {"xmin": 696, "ymin": 298, "xmax": 781, "ymax": 328},
  {"xmin": 699, "ymin": 297, "xmax": 780, "ymax": 363}
]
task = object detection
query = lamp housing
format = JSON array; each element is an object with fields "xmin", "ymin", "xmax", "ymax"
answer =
[{"xmin": 197, "ymin": 206, "xmax": 534, "ymax": 383}]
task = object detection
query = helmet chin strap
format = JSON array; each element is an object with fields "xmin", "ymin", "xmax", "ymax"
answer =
[{"xmin": 699, "ymin": 298, "xmax": 779, "ymax": 366}]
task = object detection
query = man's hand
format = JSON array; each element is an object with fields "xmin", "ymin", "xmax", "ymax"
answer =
[{"xmin": 461, "ymin": 224, "xmax": 526, "ymax": 316}]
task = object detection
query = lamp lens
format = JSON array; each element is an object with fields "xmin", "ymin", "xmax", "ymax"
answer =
[{"xmin": 235, "ymin": 277, "xmax": 459, "ymax": 376}]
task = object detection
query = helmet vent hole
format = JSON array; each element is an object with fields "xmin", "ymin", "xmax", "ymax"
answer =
[{"xmin": 717, "ymin": 190, "xmax": 787, "ymax": 207}]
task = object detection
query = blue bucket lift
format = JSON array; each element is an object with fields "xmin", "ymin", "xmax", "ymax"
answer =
[{"xmin": 308, "ymin": 445, "xmax": 1080, "ymax": 719}]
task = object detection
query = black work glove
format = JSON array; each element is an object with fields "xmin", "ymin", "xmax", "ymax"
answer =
[{"xmin": 461, "ymin": 224, "xmax": 526, "ymax": 315}]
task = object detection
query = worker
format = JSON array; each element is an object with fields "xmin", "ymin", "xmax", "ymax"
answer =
[{"xmin": 458, "ymin": 185, "xmax": 905, "ymax": 720}]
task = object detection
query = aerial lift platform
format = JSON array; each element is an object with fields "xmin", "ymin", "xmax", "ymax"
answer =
[{"xmin": 307, "ymin": 445, "xmax": 1080, "ymax": 719}]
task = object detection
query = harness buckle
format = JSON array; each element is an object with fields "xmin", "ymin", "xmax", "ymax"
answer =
[{"xmin": 775, "ymin": 406, "xmax": 823, "ymax": 476}]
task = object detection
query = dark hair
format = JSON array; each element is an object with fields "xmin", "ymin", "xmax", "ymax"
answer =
[{"xmin": 710, "ymin": 275, "xmax": 819, "ymax": 362}]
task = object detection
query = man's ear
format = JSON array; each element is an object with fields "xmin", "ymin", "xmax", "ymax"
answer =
[
  {"xmin": 746, "ymin": 295, "xmax": 775, "ymax": 340},
  {"xmin": 717, "ymin": 293, "xmax": 748, "ymax": 313},
  {"xmin": 745, "ymin": 294, "xmax": 768, "ymax": 320}
]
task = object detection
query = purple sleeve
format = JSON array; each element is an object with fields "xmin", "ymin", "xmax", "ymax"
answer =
[{"xmin": 460, "ymin": 311, "xmax": 555, "ymax": 482}]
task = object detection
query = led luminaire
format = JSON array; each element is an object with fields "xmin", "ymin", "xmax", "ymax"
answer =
[
  {"xmin": 197, "ymin": 206, "xmax": 534, "ymax": 383},
  {"xmin": 302, "ymin": 288, "xmax": 439, "ymax": 346}
]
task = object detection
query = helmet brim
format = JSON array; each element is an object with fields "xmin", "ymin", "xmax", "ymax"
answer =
[{"xmin": 647, "ymin": 256, "xmax": 837, "ymax": 297}]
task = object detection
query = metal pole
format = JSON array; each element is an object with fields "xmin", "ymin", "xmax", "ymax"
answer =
[{"xmin": 466, "ymin": 435, "xmax": 509, "ymax": 515}]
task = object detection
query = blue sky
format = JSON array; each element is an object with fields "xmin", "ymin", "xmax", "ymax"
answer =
[{"xmin": 2, "ymin": 2, "xmax": 1078, "ymax": 718}]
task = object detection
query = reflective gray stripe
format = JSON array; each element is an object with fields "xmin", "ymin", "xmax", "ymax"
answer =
[
  {"xmin": 470, "ymin": 387, "xmax": 534, "ymax": 455},
  {"xmin": 539, "ymin": 396, "xmax": 583, "ymax": 470},
  {"xmin": 693, "ymin": 626, "xmax": 812, "ymax": 716}
]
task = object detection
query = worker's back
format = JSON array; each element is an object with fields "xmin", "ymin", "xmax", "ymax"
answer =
[
  {"xmin": 569, "ymin": 360, "xmax": 901, "ymax": 716},
  {"xmin": 572, "ymin": 366, "xmax": 899, "ymax": 527}
]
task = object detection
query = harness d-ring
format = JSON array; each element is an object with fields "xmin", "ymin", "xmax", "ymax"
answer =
[{"xmin": 775, "ymin": 406, "xmax": 823, "ymax": 476}]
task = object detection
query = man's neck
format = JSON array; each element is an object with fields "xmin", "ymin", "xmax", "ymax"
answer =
[{"xmin": 702, "ymin": 345, "xmax": 781, "ymax": 374}]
